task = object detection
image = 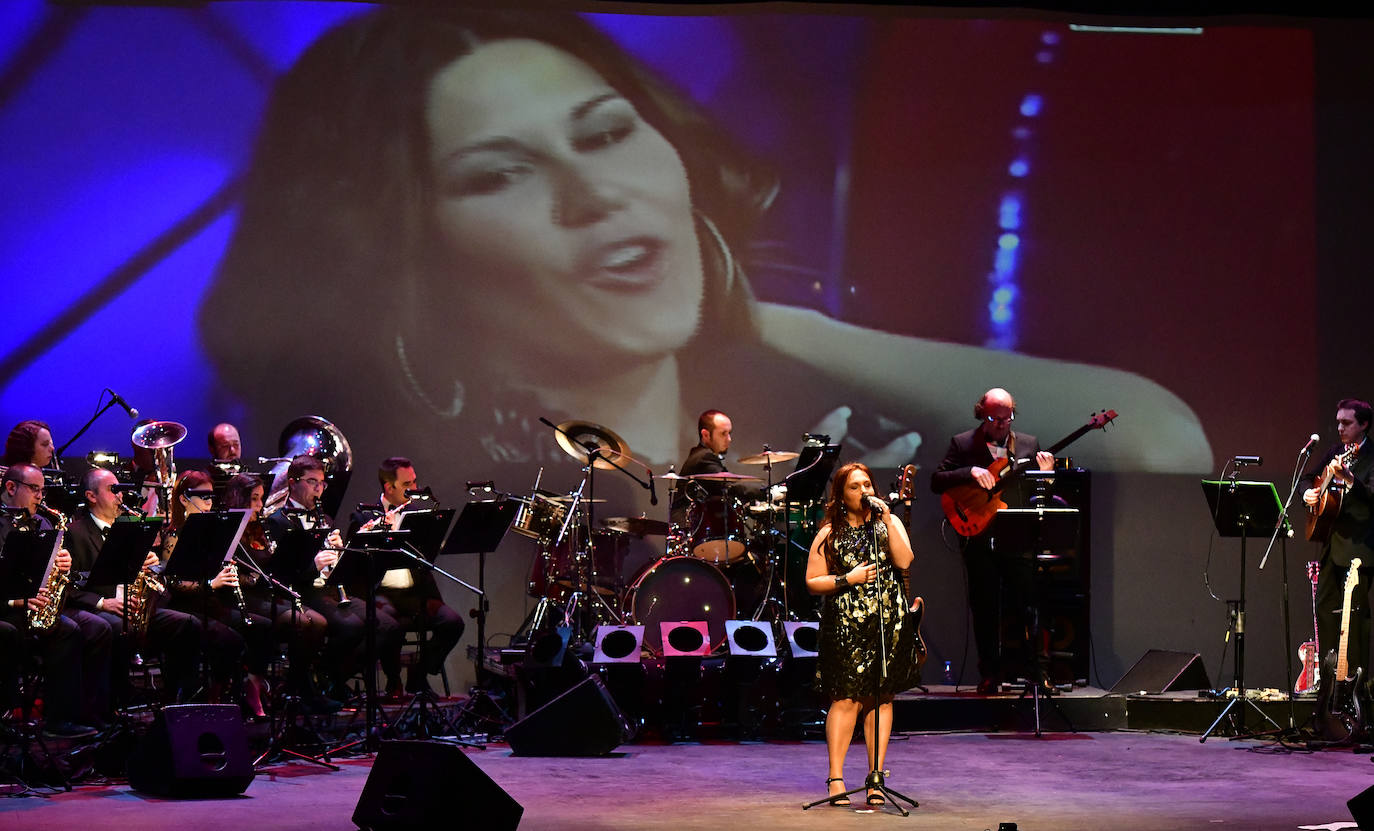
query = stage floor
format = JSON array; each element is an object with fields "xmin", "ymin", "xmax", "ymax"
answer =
[{"xmin": 3, "ymin": 729, "xmax": 1371, "ymax": 830}]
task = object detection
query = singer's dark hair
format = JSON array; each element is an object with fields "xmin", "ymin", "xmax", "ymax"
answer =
[
  {"xmin": 1338, "ymin": 398, "xmax": 1372, "ymax": 432},
  {"xmin": 4, "ymin": 420, "xmax": 51, "ymax": 467},
  {"xmin": 819, "ymin": 461, "xmax": 874, "ymax": 569}
]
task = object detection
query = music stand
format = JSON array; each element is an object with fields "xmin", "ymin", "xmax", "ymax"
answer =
[
  {"xmin": 328, "ymin": 528, "xmax": 413, "ymax": 754},
  {"xmin": 163, "ymin": 510, "xmax": 250, "ymax": 706},
  {"xmin": 987, "ymin": 506, "xmax": 1080, "ymax": 736},
  {"xmin": 1199, "ymin": 479, "xmax": 1286, "ymax": 741},
  {"xmin": 442, "ymin": 498, "xmax": 517, "ymax": 740},
  {"xmin": 0, "ymin": 526, "xmax": 67, "ymax": 789}
]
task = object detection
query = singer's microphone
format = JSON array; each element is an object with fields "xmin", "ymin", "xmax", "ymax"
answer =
[
  {"xmin": 1300, "ymin": 434, "xmax": 1320, "ymax": 455},
  {"xmin": 865, "ymin": 495, "xmax": 886, "ymax": 515},
  {"xmin": 109, "ymin": 390, "xmax": 139, "ymax": 419}
]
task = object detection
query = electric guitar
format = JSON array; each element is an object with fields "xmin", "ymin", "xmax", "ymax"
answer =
[
  {"xmin": 1306, "ymin": 444, "xmax": 1359, "ymax": 543},
  {"xmin": 1294, "ymin": 560, "xmax": 1321, "ymax": 695},
  {"xmin": 1315, "ymin": 557, "xmax": 1366, "ymax": 743},
  {"xmin": 940, "ymin": 409, "xmax": 1117, "ymax": 537}
]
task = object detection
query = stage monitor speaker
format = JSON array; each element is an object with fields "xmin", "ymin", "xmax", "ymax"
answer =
[
  {"xmin": 353, "ymin": 740, "xmax": 522, "ymax": 830},
  {"xmin": 1110, "ymin": 649, "xmax": 1211, "ymax": 694},
  {"xmin": 505, "ymin": 674, "xmax": 632, "ymax": 756},
  {"xmin": 126, "ymin": 704, "xmax": 255, "ymax": 798},
  {"xmin": 1349, "ymin": 782, "xmax": 1374, "ymax": 829}
]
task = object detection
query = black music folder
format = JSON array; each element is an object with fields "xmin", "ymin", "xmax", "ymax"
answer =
[
  {"xmin": 0, "ymin": 527, "xmax": 57, "ymax": 601},
  {"xmin": 84, "ymin": 516, "xmax": 164, "ymax": 589},
  {"xmin": 1201, "ymin": 480, "xmax": 1288, "ymax": 538}
]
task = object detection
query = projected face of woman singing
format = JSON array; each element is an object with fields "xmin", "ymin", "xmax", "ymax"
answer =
[{"xmin": 425, "ymin": 39, "xmax": 704, "ymax": 373}]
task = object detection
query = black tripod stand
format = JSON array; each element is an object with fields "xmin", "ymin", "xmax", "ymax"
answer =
[
  {"xmin": 1200, "ymin": 475, "xmax": 1286, "ymax": 742},
  {"xmin": 443, "ymin": 498, "xmax": 516, "ymax": 742},
  {"xmin": 802, "ymin": 509, "xmax": 919, "ymax": 815}
]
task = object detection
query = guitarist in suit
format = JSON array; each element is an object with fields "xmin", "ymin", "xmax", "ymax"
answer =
[
  {"xmin": 930, "ymin": 388, "xmax": 1054, "ymax": 694},
  {"xmin": 1300, "ymin": 398, "xmax": 1374, "ymax": 694}
]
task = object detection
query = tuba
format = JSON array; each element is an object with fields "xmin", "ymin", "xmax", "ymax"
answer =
[
  {"xmin": 132, "ymin": 420, "xmax": 187, "ymax": 517},
  {"xmin": 263, "ymin": 415, "xmax": 352, "ymax": 516},
  {"xmin": 27, "ymin": 503, "xmax": 70, "ymax": 631}
]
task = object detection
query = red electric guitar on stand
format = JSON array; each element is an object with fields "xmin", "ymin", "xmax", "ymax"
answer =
[{"xmin": 1294, "ymin": 561, "xmax": 1321, "ymax": 695}]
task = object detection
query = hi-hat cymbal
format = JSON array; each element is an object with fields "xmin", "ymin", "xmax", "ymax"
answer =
[
  {"xmin": 553, "ymin": 420, "xmax": 629, "ymax": 471},
  {"xmin": 655, "ymin": 472, "xmax": 690, "ymax": 480},
  {"xmin": 603, "ymin": 516, "xmax": 670, "ymax": 537},
  {"xmin": 737, "ymin": 450, "xmax": 800, "ymax": 465},
  {"xmin": 688, "ymin": 471, "xmax": 762, "ymax": 482}
]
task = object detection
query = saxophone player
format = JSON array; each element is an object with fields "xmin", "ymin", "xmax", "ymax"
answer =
[
  {"xmin": 0, "ymin": 463, "xmax": 111, "ymax": 737},
  {"xmin": 64, "ymin": 467, "xmax": 202, "ymax": 706},
  {"xmin": 262, "ymin": 455, "xmax": 379, "ymax": 710}
]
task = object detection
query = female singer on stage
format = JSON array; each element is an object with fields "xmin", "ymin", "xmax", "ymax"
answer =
[
  {"xmin": 806, "ymin": 461, "xmax": 919, "ymax": 807},
  {"xmin": 200, "ymin": 7, "xmax": 1209, "ymax": 480},
  {"xmin": 165, "ymin": 470, "xmax": 269, "ymax": 718}
]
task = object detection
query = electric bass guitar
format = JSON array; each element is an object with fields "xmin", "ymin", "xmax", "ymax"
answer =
[
  {"xmin": 1315, "ymin": 557, "xmax": 1366, "ymax": 743},
  {"xmin": 940, "ymin": 409, "xmax": 1117, "ymax": 537},
  {"xmin": 1306, "ymin": 444, "xmax": 1359, "ymax": 543},
  {"xmin": 1294, "ymin": 560, "xmax": 1321, "ymax": 695}
]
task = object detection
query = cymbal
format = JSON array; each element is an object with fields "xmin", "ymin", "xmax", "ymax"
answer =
[
  {"xmin": 655, "ymin": 472, "xmax": 690, "ymax": 480},
  {"xmin": 737, "ymin": 450, "xmax": 800, "ymax": 465},
  {"xmin": 553, "ymin": 420, "xmax": 630, "ymax": 471},
  {"xmin": 603, "ymin": 516, "xmax": 670, "ymax": 537},
  {"xmin": 688, "ymin": 471, "xmax": 762, "ymax": 482}
]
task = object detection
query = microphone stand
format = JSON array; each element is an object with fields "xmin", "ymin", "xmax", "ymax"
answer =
[
  {"xmin": 54, "ymin": 390, "xmax": 127, "ymax": 463},
  {"xmin": 1257, "ymin": 445, "xmax": 1313, "ymax": 734}
]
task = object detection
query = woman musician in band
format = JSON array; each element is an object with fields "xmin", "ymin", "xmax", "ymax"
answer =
[
  {"xmin": 221, "ymin": 472, "xmax": 329, "ymax": 715},
  {"xmin": 164, "ymin": 470, "xmax": 268, "ymax": 718},
  {"xmin": 806, "ymin": 461, "xmax": 919, "ymax": 808}
]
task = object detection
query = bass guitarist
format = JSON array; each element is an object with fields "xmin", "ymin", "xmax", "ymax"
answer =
[
  {"xmin": 1301, "ymin": 398, "xmax": 1374, "ymax": 700},
  {"xmin": 931, "ymin": 388, "xmax": 1054, "ymax": 694}
]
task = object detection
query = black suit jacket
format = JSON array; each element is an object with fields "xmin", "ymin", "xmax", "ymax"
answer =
[
  {"xmin": 1299, "ymin": 440, "xmax": 1374, "ymax": 568},
  {"xmin": 64, "ymin": 509, "xmax": 110, "ymax": 612},
  {"xmin": 930, "ymin": 427, "xmax": 1043, "ymax": 497}
]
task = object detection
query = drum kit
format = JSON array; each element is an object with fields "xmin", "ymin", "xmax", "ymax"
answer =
[{"xmin": 514, "ymin": 420, "xmax": 823, "ymax": 656}]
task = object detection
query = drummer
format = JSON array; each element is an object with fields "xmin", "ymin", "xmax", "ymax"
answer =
[{"xmin": 670, "ymin": 410, "xmax": 764, "ymax": 527}]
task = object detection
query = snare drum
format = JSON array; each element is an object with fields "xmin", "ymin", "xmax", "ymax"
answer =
[
  {"xmin": 686, "ymin": 495, "xmax": 749, "ymax": 563},
  {"xmin": 622, "ymin": 556, "xmax": 734, "ymax": 654},
  {"xmin": 511, "ymin": 491, "xmax": 568, "ymax": 543}
]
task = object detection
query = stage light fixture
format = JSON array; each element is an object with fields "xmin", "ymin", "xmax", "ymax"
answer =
[
  {"xmin": 660, "ymin": 621, "xmax": 711, "ymax": 657},
  {"xmin": 725, "ymin": 620, "xmax": 776, "ymax": 657},
  {"xmin": 783, "ymin": 622, "xmax": 820, "ymax": 658},
  {"xmin": 591, "ymin": 625, "xmax": 645, "ymax": 664}
]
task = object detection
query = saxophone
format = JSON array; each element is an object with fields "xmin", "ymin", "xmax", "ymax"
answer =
[
  {"xmin": 27, "ymin": 503, "xmax": 70, "ymax": 631},
  {"xmin": 123, "ymin": 505, "xmax": 165, "ymax": 637}
]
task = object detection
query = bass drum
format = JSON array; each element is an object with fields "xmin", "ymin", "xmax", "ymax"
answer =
[{"xmin": 623, "ymin": 557, "xmax": 734, "ymax": 654}]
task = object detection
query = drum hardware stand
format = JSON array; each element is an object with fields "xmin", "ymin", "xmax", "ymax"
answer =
[
  {"xmin": 802, "ymin": 509, "xmax": 918, "ymax": 815},
  {"xmin": 539, "ymin": 417, "xmax": 655, "ymax": 643},
  {"xmin": 1199, "ymin": 469, "xmax": 1287, "ymax": 742}
]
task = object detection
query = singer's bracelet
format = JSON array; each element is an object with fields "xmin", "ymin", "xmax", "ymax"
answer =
[{"xmin": 834, "ymin": 574, "xmax": 847, "ymax": 589}]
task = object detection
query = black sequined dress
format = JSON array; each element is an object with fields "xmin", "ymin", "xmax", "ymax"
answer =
[{"xmin": 816, "ymin": 522, "xmax": 922, "ymax": 700}]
